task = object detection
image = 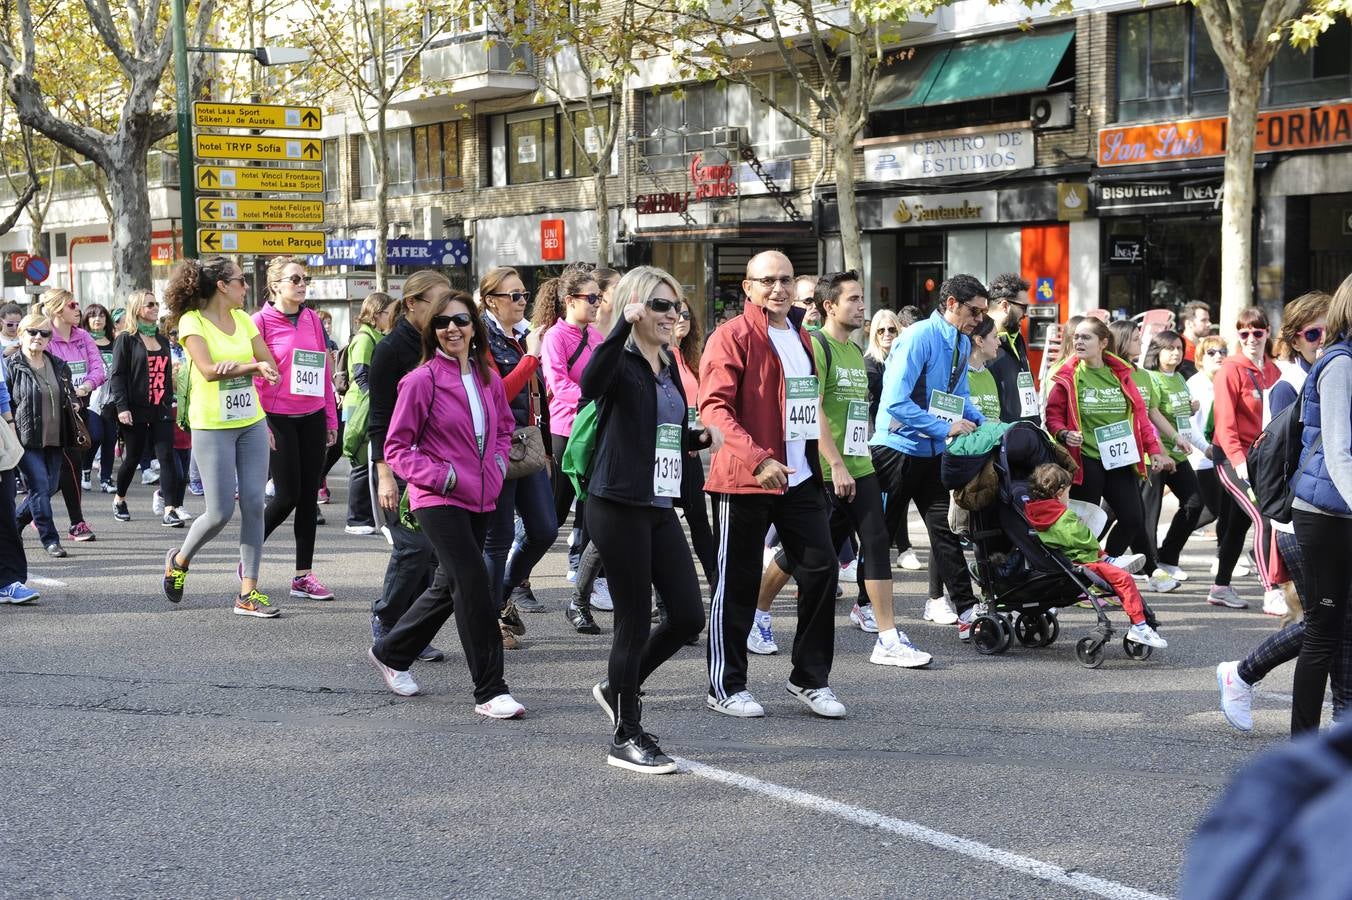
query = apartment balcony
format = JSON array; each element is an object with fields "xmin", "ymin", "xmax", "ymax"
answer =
[
  {"xmin": 389, "ymin": 34, "xmax": 536, "ymax": 111},
  {"xmin": 700, "ymin": 0, "xmax": 939, "ymax": 57}
]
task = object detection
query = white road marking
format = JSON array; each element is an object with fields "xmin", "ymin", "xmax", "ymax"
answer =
[
  {"xmin": 28, "ymin": 576, "xmax": 67, "ymax": 587},
  {"xmin": 678, "ymin": 758, "xmax": 1170, "ymax": 900}
]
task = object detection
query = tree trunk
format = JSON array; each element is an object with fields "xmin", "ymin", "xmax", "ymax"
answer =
[
  {"xmin": 593, "ymin": 165, "xmax": 609, "ymax": 266},
  {"xmin": 106, "ymin": 143, "xmax": 154, "ymax": 296},
  {"xmin": 374, "ymin": 108, "xmax": 388, "ymax": 292},
  {"xmin": 1218, "ymin": 73, "xmax": 1261, "ymax": 337},
  {"xmin": 834, "ymin": 132, "xmax": 862, "ymax": 275}
]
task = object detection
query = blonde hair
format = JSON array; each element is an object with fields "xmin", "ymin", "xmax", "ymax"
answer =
[
  {"xmin": 1326, "ymin": 271, "xmax": 1352, "ymax": 348},
  {"xmin": 18, "ymin": 312, "xmax": 50, "ymax": 333},
  {"xmin": 122, "ymin": 290, "xmax": 159, "ymax": 335},
  {"xmin": 40, "ymin": 288, "xmax": 75, "ymax": 320},
  {"xmin": 357, "ymin": 292, "xmax": 394, "ymax": 328},
  {"xmin": 866, "ymin": 309, "xmax": 902, "ymax": 363},
  {"xmin": 396, "ymin": 270, "xmax": 452, "ymax": 323},
  {"xmin": 613, "ymin": 265, "xmax": 683, "ymax": 361},
  {"xmin": 266, "ymin": 256, "xmax": 304, "ymax": 301}
]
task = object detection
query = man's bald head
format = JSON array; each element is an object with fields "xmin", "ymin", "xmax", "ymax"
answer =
[
  {"xmin": 742, "ymin": 251, "xmax": 795, "ymax": 326},
  {"xmin": 746, "ymin": 251, "xmax": 792, "ymax": 280}
]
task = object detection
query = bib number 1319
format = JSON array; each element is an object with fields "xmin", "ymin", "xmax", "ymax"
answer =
[
  {"xmin": 653, "ymin": 423, "xmax": 683, "ymax": 497},
  {"xmin": 784, "ymin": 376, "xmax": 819, "ymax": 441}
]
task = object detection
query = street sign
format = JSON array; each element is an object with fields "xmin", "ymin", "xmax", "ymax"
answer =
[
  {"xmin": 195, "ymin": 165, "xmax": 325, "ymax": 194},
  {"xmin": 198, "ymin": 230, "xmax": 326, "ymax": 255},
  {"xmin": 197, "ymin": 198, "xmax": 325, "ymax": 225},
  {"xmin": 24, "ymin": 256, "xmax": 49, "ymax": 284},
  {"xmin": 9, "ymin": 252, "xmax": 31, "ymax": 273},
  {"xmin": 192, "ymin": 101, "xmax": 322, "ymax": 131},
  {"xmin": 194, "ymin": 134, "xmax": 323, "ymax": 163}
]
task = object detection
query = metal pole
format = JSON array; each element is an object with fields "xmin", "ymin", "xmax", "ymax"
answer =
[{"xmin": 172, "ymin": 0, "xmax": 197, "ymax": 259}]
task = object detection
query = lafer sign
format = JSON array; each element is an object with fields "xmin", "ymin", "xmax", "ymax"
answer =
[
  {"xmin": 1099, "ymin": 100, "xmax": 1352, "ymax": 166},
  {"xmin": 540, "ymin": 219, "xmax": 566, "ymax": 261}
]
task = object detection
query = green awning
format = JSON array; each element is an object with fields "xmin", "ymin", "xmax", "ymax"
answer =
[{"xmin": 872, "ymin": 27, "xmax": 1074, "ymax": 111}]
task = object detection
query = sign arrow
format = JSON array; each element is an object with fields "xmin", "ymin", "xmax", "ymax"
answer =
[
  {"xmin": 201, "ymin": 231, "xmax": 220, "ymax": 251},
  {"xmin": 302, "ymin": 141, "xmax": 321, "ymax": 159},
  {"xmin": 302, "ymin": 110, "xmax": 319, "ymax": 127},
  {"xmin": 201, "ymin": 201, "xmax": 218, "ymax": 219},
  {"xmin": 200, "ymin": 168, "xmax": 218, "ymax": 186}
]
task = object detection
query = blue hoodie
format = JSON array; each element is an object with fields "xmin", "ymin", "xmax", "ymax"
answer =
[{"xmin": 870, "ymin": 309, "xmax": 984, "ymax": 458}]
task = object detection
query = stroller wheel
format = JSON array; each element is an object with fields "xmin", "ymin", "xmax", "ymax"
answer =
[
  {"xmin": 1040, "ymin": 612, "xmax": 1060, "ymax": 647},
  {"xmin": 996, "ymin": 616, "xmax": 1013, "ymax": 653},
  {"xmin": 1123, "ymin": 636, "xmax": 1153, "ymax": 661},
  {"xmin": 1075, "ymin": 636, "xmax": 1106, "ymax": 669},
  {"xmin": 1013, "ymin": 613, "xmax": 1044, "ymax": 647},
  {"xmin": 972, "ymin": 615, "xmax": 1008, "ymax": 655}
]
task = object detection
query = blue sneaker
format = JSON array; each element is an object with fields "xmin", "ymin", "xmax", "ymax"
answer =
[{"xmin": 0, "ymin": 581, "xmax": 39, "ymax": 604}]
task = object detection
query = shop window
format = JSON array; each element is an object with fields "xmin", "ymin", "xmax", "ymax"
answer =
[
  {"xmin": 561, "ymin": 106, "xmax": 611, "ymax": 178},
  {"xmin": 1269, "ymin": 18, "xmax": 1352, "ymax": 104},
  {"xmin": 1116, "ymin": 6, "xmax": 1227, "ymax": 121},
  {"xmin": 359, "ymin": 129, "xmax": 414, "ymax": 199},
  {"xmin": 641, "ymin": 77, "xmax": 809, "ymax": 171},
  {"xmin": 323, "ymin": 139, "xmax": 341, "ymax": 202},
  {"xmin": 493, "ymin": 106, "xmax": 615, "ymax": 184},
  {"xmin": 412, "ymin": 121, "xmax": 463, "ymax": 192}
]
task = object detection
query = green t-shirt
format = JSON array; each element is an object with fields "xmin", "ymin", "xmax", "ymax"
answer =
[
  {"xmin": 1074, "ymin": 361, "xmax": 1130, "ymax": 460},
  {"xmin": 178, "ymin": 308, "xmax": 264, "ymax": 431},
  {"xmin": 968, "ymin": 366, "xmax": 1001, "ymax": 421},
  {"xmin": 343, "ymin": 325, "xmax": 383, "ymax": 409},
  {"xmin": 812, "ymin": 331, "xmax": 874, "ymax": 479},
  {"xmin": 1151, "ymin": 369, "xmax": 1193, "ymax": 462}
]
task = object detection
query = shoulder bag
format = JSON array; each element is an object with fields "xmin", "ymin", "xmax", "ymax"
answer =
[{"xmin": 506, "ymin": 370, "xmax": 548, "ymax": 480}]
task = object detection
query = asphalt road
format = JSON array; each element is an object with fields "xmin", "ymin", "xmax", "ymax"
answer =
[{"xmin": 0, "ymin": 466, "xmax": 1310, "ymax": 899}]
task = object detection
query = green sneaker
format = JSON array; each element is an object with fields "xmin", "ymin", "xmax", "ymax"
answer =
[
  {"xmin": 234, "ymin": 589, "xmax": 280, "ymax": 618},
  {"xmin": 163, "ymin": 548, "xmax": 188, "ymax": 603}
]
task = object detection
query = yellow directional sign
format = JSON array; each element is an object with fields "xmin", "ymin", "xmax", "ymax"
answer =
[
  {"xmin": 195, "ymin": 165, "xmax": 324, "ymax": 194},
  {"xmin": 198, "ymin": 229, "xmax": 326, "ymax": 255},
  {"xmin": 195, "ymin": 134, "xmax": 324, "ymax": 163},
  {"xmin": 193, "ymin": 101, "xmax": 322, "ymax": 131},
  {"xmin": 197, "ymin": 198, "xmax": 325, "ymax": 225}
]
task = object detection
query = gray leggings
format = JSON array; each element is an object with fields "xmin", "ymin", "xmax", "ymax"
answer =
[{"xmin": 178, "ymin": 419, "xmax": 269, "ymax": 582}]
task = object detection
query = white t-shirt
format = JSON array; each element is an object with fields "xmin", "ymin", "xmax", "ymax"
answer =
[
  {"xmin": 463, "ymin": 372, "xmax": 486, "ymax": 454},
  {"xmin": 768, "ymin": 324, "xmax": 812, "ymax": 488}
]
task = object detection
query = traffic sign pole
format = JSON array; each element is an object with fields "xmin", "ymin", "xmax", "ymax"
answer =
[{"xmin": 172, "ymin": 0, "xmax": 196, "ymax": 260}]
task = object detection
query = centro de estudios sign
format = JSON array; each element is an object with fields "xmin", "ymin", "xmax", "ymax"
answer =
[{"xmin": 862, "ymin": 125, "xmax": 1035, "ymax": 181}]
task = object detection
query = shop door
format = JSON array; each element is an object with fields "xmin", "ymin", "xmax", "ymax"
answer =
[
  {"xmin": 1102, "ymin": 266, "xmax": 1147, "ymax": 319},
  {"xmin": 903, "ymin": 264, "xmax": 944, "ymax": 312}
]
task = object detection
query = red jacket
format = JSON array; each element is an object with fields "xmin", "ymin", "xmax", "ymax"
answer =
[
  {"xmin": 1212, "ymin": 353, "xmax": 1280, "ymax": 466},
  {"xmin": 698, "ymin": 302, "xmax": 821, "ymax": 494},
  {"xmin": 1045, "ymin": 353, "xmax": 1161, "ymax": 484}
]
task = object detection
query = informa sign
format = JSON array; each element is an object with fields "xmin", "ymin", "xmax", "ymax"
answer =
[
  {"xmin": 863, "ymin": 127, "xmax": 1034, "ymax": 181},
  {"xmin": 193, "ymin": 102, "xmax": 322, "ymax": 131},
  {"xmin": 195, "ymin": 165, "xmax": 325, "ymax": 194},
  {"xmin": 1098, "ymin": 101, "xmax": 1352, "ymax": 167}
]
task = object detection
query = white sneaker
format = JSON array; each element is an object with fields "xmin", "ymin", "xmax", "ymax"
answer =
[
  {"xmin": 1262, "ymin": 587, "xmax": 1289, "ymax": 617},
  {"xmin": 1145, "ymin": 570, "xmax": 1180, "ymax": 593},
  {"xmin": 474, "ymin": 693, "xmax": 526, "ymax": 719},
  {"xmin": 1207, "ymin": 585, "xmax": 1248, "ymax": 609},
  {"xmin": 152, "ymin": 490, "xmax": 165, "ymax": 515},
  {"xmin": 849, "ymin": 602, "xmax": 878, "ymax": 633},
  {"xmin": 923, "ymin": 595, "xmax": 959, "ymax": 625},
  {"xmin": 870, "ymin": 635, "xmax": 932, "ymax": 668},
  {"xmin": 1157, "ymin": 563, "xmax": 1189, "ymax": 582},
  {"xmin": 747, "ymin": 617, "xmax": 778, "ymax": 655},
  {"xmin": 345, "ymin": 524, "xmax": 377, "ymax": 535},
  {"xmin": 787, "ymin": 681, "xmax": 846, "ymax": 718},
  {"xmin": 265, "ymin": 478, "xmax": 275, "ymax": 498},
  {"xmin": 839, "ymin": 558, "xmax": 858, "ymax": 584},
  {"xmin": 175, "ymin": 507, "xmax": 193, "ymax": 522},
  {"xmin": 957, "ymin": 606, "xmax": 975, "ymax": 641},
  {"xmin": 80, "ymin": 474, "xmax": 91, "ymax": 490},
  {"xmin": 367, "ymin": 647, "xmax": 419, "ymax": 696},
  {"xmin": 566, "ymin": 569, "xmax": 578, "ymax": 583},
  {"xmin": 590, "ymin": 577, "xmax": 614, "ymax": 611},
  {"xmin": 1126, "ymin": 622, "xmax": 1168, "ymax": 649},
  {"xmin": 897, "ymin": 549, "xmax": 923, "ymax": 571},
  {"xmin": 1104, "ymin": 552, "xmax": 1146, "ymax": 575},
  {"xmin": 707, "ymin": 690, "xmax": 765, "ymax": 718},
  {"xmin": 1216, "ymin": 661, "xmax": 1254, "ymax": 732},
  {"xmin": 140, "ymin": 468, "xmax": 159, "ymax": 486}
]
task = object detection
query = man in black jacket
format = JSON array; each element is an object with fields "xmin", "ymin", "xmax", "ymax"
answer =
[{"xmin": 986, "ymin": 273, "xmax": 1041, "ymax": 426}]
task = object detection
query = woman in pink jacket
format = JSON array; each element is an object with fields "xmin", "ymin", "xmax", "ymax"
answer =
[
  {"xmin": 41, "ymin": 288, "xmax": 105, "ymax": 543},
  {"xmin": 253, "ymin": 257, "xmax": 338, "ymax": 602},
  {"xmin": 367, "ymin": 289, "xmax": 522, "ymax": 719}
]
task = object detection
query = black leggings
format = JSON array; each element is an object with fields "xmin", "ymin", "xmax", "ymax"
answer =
[
  {"xmin": 85, "ymin": 404, "xmax": 118, "ymax": 483},
  {"xmin": 1291, "ymin": 509, "xmax": 1352, "ymax": 734},
  {"xmin": 263, "ymin": 410, "xmax": 327, "ymax": 571},
  {"xmin": 1144, "ymin": 459, "xmax": 1204, "ymax": 566},
  {"xmin": 1072, "ymin": 456, "xmax": 1153, "ymax": 568},
  {"xmin": 678, "ymin": 453, "xmax": 716, "ymax": 585},
  {"xmin": 56, "ymin": 446, "xmax": 85, "ymax": 526},
  {"xmin": 776, "ymin": 474, "xmax": 891, "ymax": 604},
  {"xmin": 551, "ymin": 431, "xmax": 588, "ymax": 570},
  {"xmin": 116, "ymin": 418, "xmax": 176, "ymax": 501},
  {"xmin": 588, "ymin": 495, "xmax": 704, "ymax": 739}
]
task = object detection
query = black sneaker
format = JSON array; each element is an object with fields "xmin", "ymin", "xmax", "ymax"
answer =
[
  {"xmin": 511, "ymin": 582, "xmax": 546, "ymax": 613},
  {"xmin": 315, "ymin": 509, "xmax": 326, "ymax": 525},
  {"xmin": 113, "ymin": 500, "xmax": 131, "ymax": 522},
  {"xmin": 162, "ymin": 548, "xmax": 188, "ymax": 603},
  {"xmin": 567, "ymin": 603, "xmax": 601, "ymax": 635},
  {"xmin": 592, "ymin": 680, "xmax": 617, "ymax": 727},
  {"xmin": 161, "ymin": 509, "xmax": 186, "ymax": 528},
  {"xmin": 416, "ymin": 644, "xmax": 445, "ymax": 662},
  {"xmin": 607, "ymin": 731, "xmax": 677, "ymax": 775}
]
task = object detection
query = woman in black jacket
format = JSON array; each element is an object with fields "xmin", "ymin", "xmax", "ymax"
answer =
[
  {"xmin": 581, "ymin": 266, "xmax": 719, "ymax": 775},
  {"xmin": 109, "ymin": 290, "xmax": 183, "ymax": 526},
  {"xmin": 7, "ymin": 313, "xmax": 80, "ymax": 557}
]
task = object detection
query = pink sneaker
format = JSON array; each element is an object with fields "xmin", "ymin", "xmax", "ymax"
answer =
[
  {"xmin": 317, "ymin": 482, "xmax": 331, "ymax": 505},
  {"xmin": 290, "ymin": 572, "xmax": 334, "ymax": 600},
  {"xmin": 69, "ymin": 521, "xmax": 96, "ymax": 542}
]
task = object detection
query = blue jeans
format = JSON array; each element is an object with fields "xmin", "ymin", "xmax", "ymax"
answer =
[
  {"xmin": 16, "ymin": 447, "xmax": 62, "ymax": 547},
  {"xmin": 484, "ymin": 467, "xmax": 557, "ymax": 609}
]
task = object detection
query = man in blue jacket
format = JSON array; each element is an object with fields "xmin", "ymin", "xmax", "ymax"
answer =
[{"xmin": 870, "ymin": 274, "xmax": 987, "ymax": 639}]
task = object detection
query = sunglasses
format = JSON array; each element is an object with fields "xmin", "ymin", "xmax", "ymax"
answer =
[
  {"xmin": 1301, "ymin": 327, "xmax": 1325, "ymax": 344},
  {"xmin": 432, "ymin": 313, "xmax": 473, "ymax": 330},
  {"xmin": 877, "ymin": 326, "xmax": 898, "ymax": 335},
  {"xmin": 1204, "ymin": 348, "xmax": 1227, "ymax": 358},
  {"xmin": 66, "ymin": 301, "xmax": 80, "ymax": 311},
  {"xmin": 1238, "ymin": 328, "xmax": 1267, "ymax": 341},
  {"xmin": 2, "ymin": 321, "xmax": 19, "ymax": 329},
  {"xmin": 223, "ymin": 275, "xmax": 247, "ymax": 285},
  {"xmin": 647, "ymin": 297, "xmax": 680, "ymax": 314},
  {"xmin": 278, "ymin": 274, "xmax": 312, "ymax": 286},
  {"xmin": 570, "ymin": 292, "xmax": 602, "ymax": 306},
  {"xmin": 678, "ymin": 311, "xmax": 692, "ymax": 321},
  {"xmin": 488, "ymin": 290, "xmax": 531, "ymax": 304},
  {"xmin": 26, "ymin": 328, "xmax": 52, "ymax": 338},
  {"xmin": 168, "ymin": 331, "xmax": 178, "ymax": 338},
  {"xmin": 960, "ymin": 301, "xmax": 988, "ymax": 319}
]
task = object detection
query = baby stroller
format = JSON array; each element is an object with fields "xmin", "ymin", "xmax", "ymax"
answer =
[{"xmin": 941, "ymin": 422, "xmax": 1164, "ymax": 668}]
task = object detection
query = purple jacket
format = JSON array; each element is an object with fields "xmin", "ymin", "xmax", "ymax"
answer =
[
  {"xmin": 47, "ymin": 325, "xmax": 107, "ymax": 392},
  {"xmin": 385, "ymin": 353, "xmax": 513, "ymax": 513}
]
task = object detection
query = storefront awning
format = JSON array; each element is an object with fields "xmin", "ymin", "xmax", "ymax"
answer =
[{"xmin": 873, "ymin": 27, "xmax": 1074, "ymax": 111}]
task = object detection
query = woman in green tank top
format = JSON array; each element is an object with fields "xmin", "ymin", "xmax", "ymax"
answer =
[{"xmin": 966, "ymin": 316, "xmax": 1003, "ymax": 422}]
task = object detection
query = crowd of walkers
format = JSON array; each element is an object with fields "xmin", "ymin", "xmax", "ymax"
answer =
[{"xmin": 4, "ymin": 253, "xmax": 1351, "ymax": 772}]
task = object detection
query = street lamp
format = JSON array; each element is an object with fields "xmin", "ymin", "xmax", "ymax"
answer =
[{"xmin": 171, "ymin": 0, "xmax": 310, "ymax": 259}]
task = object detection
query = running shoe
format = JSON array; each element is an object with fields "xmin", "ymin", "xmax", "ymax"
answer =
[
  {"xmin": 290, "ymin": 573, "xmax": 334, "ymax": 600},
  {"xmin": 956, "ymin": 606, "xmax": 975, "ymax": 641},
  {"xmin": 344, "ymin": 524, "xmax": 377, "ymax": 535},
  {"xmin": 1156, "ymin": 563, "xmax": 1188, "ymax": 582},
  {"xmin": 849, "ymin": 602, "xmax": 878, "ymax": 633},
  {"xmin": 590, "ymin": 577, "xmax": 614, "ymax": 611},
  {"xmin": 80, "ymin": 472, "xmax": 91, "ymax": 490},
  {"xmin": 1207, "ymin": 585, "xmax": 1248, "ymax": 609},
  {"xmin": 566, "ymin": 603, "xmax": 601, "ymax": 635},
  {"xmin": 152, "ymin": 490, "xmax": 165, "ymax": 515},
  {"xmin": 100, "ymin": 479, "xmax": 116, "ymax": 494},
  {"xmin": 786, "ymin": 682, "xmax": 846, "ymax": 718},
  {"xmin": 924, "ymin": 595, "xmax": 959, "ymax": 625},
  {"xmin": 112, "ymin": 500, "xmax": 131, "ymax": 522},
  {"xmin": 747, "ymin": 616, "xmax": 778, "ymax": 655},
  {"xmin": 839, "ymin": 558, "xmax": 858, "ymax": 584},
  {"xmin": 1262, "ymin": 587, "xmax": 1289, "ymax": 617},
  {"xmin": 500, "ymin": 622, "xmax": 520, "ymax": 650},
  {"xmin": 162, "ymin": 549, "xmax": 187, "ymax": 603},
  {"xmin": 317, "ymin": 483, "xmax": 331, "ymax": 505},
  {"xmin": 0, "ymin": 581, "xmax": 39, "ymax": 604},
  {"xmin": 897, "ymin": 549, "xmax": 923, "ymax": 571},
  {"xmin": 870, "ymin": 635, "xmax": 932, "ymax": 668},
  {"xmin": 234, "ymin": 589, "xmax": 279, "ymax": 618},
  {"xmin": 510, "ymin": 582, "xmax": 545, "ymax": 613},
  {"xmin": 1145, "ymin": 570, "xmax": 1180, "ymax": 593},
  {"xmin": 706, "ymin": 690, "xmax": 765, "ymax": 718},
  {"xmin": 175, "ymin": 508, "xmax": 193, "ymax": 522},
  {"xmin": 592, "ymin": 680, "xmax": 617, "ymax": 727},
  {"xmin": 500, "ymin": 600, "xmax": 526, "ymax": 636},
  {"xmin": 265, "ymin": 479, "xmax": 275, "ymax": 498},
  {"xmin": 1104, "ymin": 552, "xmax": 1146, "ymax": 575},
  {"xmin": 1216, "ymin": 661, "xmax": 1254, "ymax": 732},
  {"xmin": 367, "ymin": 647, "xmax": 418, "ymax": 696},
  {"xmin": 1126, "ymin": 622, "xmax": 1168, "ymax": 649},
  {"xmin": 188, "ymin": 479, "xmax": 204, "ymax": 496},
  {"xmin": 45, "ymin": 543, "xmax": 67, "ymax": 558},
  {"xmin": 417, "ymin": 645, "xmax": 445, "ymax": 662},
  {"xmin": 69, "ymin": 521, "xmax": 96, "ymax": 542},
  {"xmin": 141, "ymin": 468, "xmax": 159, "ymax": 486},
  {"xmin": 474, "ymin": 693, "xmax": 525, "ymax": 719},
  {"xmin": 161, "ymin": 510, "xmax": 186, "ymax": 528},
  {"xmin": 608, "ymin": 732, "xmax": 677, "ymax": 775}
]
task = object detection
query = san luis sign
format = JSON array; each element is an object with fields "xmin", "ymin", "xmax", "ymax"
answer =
[{"xmin": 1099, "ymin": 100, "xmax": 1352, "ymax": 166}]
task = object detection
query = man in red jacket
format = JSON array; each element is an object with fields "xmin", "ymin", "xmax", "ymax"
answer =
[{"xmin": 698, "ymin": 251, "xmax": 843, "ymax": 720}]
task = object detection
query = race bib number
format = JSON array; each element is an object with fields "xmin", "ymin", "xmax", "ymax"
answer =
[
  {"xmin": 653, "ymin": 423, "xmax": 683, "ymax": 497},
  {"xmin": 687, "ymin": 406, "xmax": 700, "ymax": 430},
  {"xmin": 844, "ymin": 400, "xmax": 870, "ymax": 457},
  {"xmin": 219, "ymin": 376, "xmax": 257, "ymax": 422},
  {"xmin": 928, "ymin": 389, "xmax": 964, "ymax": 427},
  {"xmin": 290, "ymin": 349, "xmax": 326, "ymax": 397},
  {"xmin": 1095, "ymin": 420, "xmax": 1141, "ymax": 470},
  {"xmin": 1175, "ymin": 415, "xmax": 1200, "ymax": 448},
  {"xmin": 784, "ymin": 376, "xmax": 819, "ymax": 441},
  {"xmin": 68, "ymin": 359, "xmax": 87, "ymax": 387},
  {"xmin": 1017, "ymin": 371, "xmax": 1039, "ymax": 418}
]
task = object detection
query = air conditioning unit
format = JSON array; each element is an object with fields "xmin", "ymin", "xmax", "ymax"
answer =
[
  {"xmin": 711, "ymin": 126, "xmax": 745, "ymax": 149},
  {"xmin": 1030, "ymin": 93, "xmax": 1073, "ymax": 130}
]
